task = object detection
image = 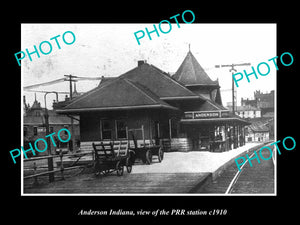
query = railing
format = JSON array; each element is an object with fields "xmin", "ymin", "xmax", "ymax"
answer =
[{"xmin": 23, "ymin": 149, "xmax": 92, "ymax": 187}]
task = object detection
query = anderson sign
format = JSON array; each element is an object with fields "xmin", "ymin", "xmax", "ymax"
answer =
[
  {"xmin": 195, "ymin": 112, "xmax": 219, "ymax": 118},
  {"xmin": 184, "ymin": 111, "xmax": 230, "ymax": 119}
]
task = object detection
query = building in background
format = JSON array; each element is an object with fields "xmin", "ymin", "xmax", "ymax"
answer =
[
  {"xmin": 241, "ymin": 90, "xmax": 274, "ymax": 117},
  {"xmin": 23, "ymin": 95, "xmax": 80, "ymax": 156},
  {"xmin": 228, "ymin": 90, "xmax": 275, "ymax": 142},
  {"xmin": 245, "ymin": 119, "xmax": 270, "ymax": 142},
  {"xmin": 234, "ymin": 105, "xmax": 261, "ymax": 119}
]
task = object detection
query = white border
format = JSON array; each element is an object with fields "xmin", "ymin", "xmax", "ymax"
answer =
[{"xmin": 21, "ymin": 23, "xmax": 277, "ymax": 196}]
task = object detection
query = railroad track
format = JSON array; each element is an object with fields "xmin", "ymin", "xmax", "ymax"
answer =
[
  {"xmin": 197, "ymin": 143, "xmax": 275, "ymax": 194},
  {"xmin": 225, "ymin": 150, "xmax": 256, "ymax": 194}
]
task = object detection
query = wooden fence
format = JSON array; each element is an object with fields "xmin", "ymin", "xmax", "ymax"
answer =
[{"xmin": 23, "ymin": 150, "xmax": 92, "ymax": 186}]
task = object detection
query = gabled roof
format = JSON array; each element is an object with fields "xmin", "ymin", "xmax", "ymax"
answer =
[
  {"xmin": 173, "ymin": 50, "xmax": 219, "ymax": 86},
  {"xmin": 97, "ymin": 76, "xmax": 117, "ymax": 87},
  {"xmin": 119, "ymin": 62, "xmax": 203, "ymax": 100},
  {"xmin": 56, "ymin": 77, "xmax": 178, "ymax": 113}
]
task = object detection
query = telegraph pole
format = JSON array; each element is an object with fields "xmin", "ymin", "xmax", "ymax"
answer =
[
  {"xmin": 44, "ymin": 91, "xmax": 58, "ymax": 182},
  {"xmin": 64, "ymin": 75, "xmax": 77, "ymax": 152},
  {"xmin": 215, "ymin": 63, "xmax": 251, "ymax": 114},
  {"xmin": 215, "ymin": 63, "xmax": 251, "ymax": 149},
  {"xmin": 64, "ymin": 75, "xmax": 77, "ymax": 99},
  {"xmin": 230, "ymin": 66, "xmax": 237, "ymax": 115}
]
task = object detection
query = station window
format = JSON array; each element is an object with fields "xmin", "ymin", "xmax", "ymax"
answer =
[
  {"xmin": 116, "ymin": 120, "xmax": 127, "ymax": 139},
  {"xmin": 101, "ymin": 120, "xmax": 113, "ymax": 140},
  {"xmin": 33, "ymin": 126, "xmax": 38, "ymax": 135}
]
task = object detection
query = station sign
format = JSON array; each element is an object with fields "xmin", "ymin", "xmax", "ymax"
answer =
[
  {"xmin": 183, "ymin": 110, "xmax": 230, "ymax": 119},
  {"xmin": 194, "ymin": 112, "xmax": 219, "ymax": 118}
]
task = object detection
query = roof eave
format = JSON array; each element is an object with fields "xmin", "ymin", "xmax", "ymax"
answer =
[
  {"xmin": 56, "ymin": 104, "xmax": 179, "ymax": 114},
  {"xmin": 161, "ymin": 95, "xmax": 205, "ymax": 101},
  {"xmin": 185, "ymin": 84, "xmax": 220, "ymax": 88}
]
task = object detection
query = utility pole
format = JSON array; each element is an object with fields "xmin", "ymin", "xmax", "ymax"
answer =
[
  {"xmin": 215, "ymin": 63, "xmax": 251, "ymax": 114},
  {"xmin": 44, "ymin": 91, "xmax": 58, "ymax": 182},
  {"xmin": 215, "ymin": 63, "xmax": 251, "ymax": 149},
  {"xmin": 64, "ymin": 75, "xmax": 77, "ymax": 99},
  {"xmin": 64, "ymin": 75, "xmax": 77, "ymax": 152}
]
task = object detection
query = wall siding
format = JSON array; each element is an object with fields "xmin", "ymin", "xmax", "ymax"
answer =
[{"xmin": 79, "ymin": 109, "xmax": 162, "ymax": 142}]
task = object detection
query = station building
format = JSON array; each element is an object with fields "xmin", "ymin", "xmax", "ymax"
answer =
[{"xmin": 57, "ymin": 50, "xmax": 249, "ymax": 152}]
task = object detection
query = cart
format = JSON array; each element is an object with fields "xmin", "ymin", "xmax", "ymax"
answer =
[
  {"xmin": 92, "ymin": 141, "xmax": 133, "ymax": 176},
  {"xmin": 128, "ymin": 126, "xmax": 164, "ymax": 165}
]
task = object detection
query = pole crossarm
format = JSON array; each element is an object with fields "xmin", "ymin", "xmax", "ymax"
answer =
[
  {"xmin": 215, "ymin": 62, "xmax": 251, "ymax": 114},
  {"xmin": 215, "ymin": 63, "xmax": 251, "ymax": 68}
]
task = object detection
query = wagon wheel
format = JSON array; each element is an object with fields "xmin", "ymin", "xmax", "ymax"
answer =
[
  {"xmin": 102, "ymin": 169, "xmax": 110, "ymax": 176},
  {"xmin": 95, "ymin": 169, "xmax": 109, "ymax": 177},
  {"xmin": 129, "ymin": 150, "xmax": 136, "ymax": 165},
  {"xmin": 126, "ymin": 157, "xmax": 132, "ymax": 173},
  {"xmin": 158, "ymin": 147, "xmax": 164, "ymax": 163},
  {"xmin": 145, "ymin": 149, "xmax": 152, "ymax": 165},
  {"xmin": 116, "ymin": 161, "xmax": 124, "ymax": 176},
  {"xmin": 94, "ymin": 161, "xmax": 101, "ymax": 176}
]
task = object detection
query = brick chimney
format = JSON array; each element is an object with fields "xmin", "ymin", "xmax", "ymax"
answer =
[{"xmin": 138, "ymin": 60, "xmax": 146, "ymax": 67}]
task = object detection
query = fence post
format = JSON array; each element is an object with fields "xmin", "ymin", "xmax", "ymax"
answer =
[{"xmin": 59, "ymin": 149, "xmax": 65, "ymax": 180}]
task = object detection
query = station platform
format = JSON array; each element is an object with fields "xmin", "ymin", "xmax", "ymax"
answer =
[{"xmin": 23, "ymin": 143, "xmax": 266, "ymax": 194}]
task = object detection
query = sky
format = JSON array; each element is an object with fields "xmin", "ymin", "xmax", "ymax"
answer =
[{"xmin": 21, "ymin": 23, "xmax": 276, "ymax": 109}]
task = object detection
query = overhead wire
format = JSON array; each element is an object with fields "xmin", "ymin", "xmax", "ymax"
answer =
[
  {"xmin": 23, "ymin": 78, "xmax": 65, "ymax": 90},
  {"xmin": 23, "ymin": 76, "xmax": 102, "ymax": 92}
]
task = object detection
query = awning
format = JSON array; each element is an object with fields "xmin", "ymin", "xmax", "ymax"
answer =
[{"xmin": 181, "ymin": 116, "xmax": 251, "ymax": 126}]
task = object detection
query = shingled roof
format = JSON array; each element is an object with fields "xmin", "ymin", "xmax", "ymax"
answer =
[
  {"xmin": 56, "ymin": 77, "xmax": 178, "ymax": 113},
  {"xmin": 119, "ymin": 62, "xmax": 203, "ymax": 100},
  {"xmin": 173, "ymin": 50, "xmax": 219, "ymax": 86}
]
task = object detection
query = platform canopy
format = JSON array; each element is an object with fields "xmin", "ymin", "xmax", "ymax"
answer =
[{"xmin": 181, "ymin": 110, "xmax": 251, "ymax": 126}]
